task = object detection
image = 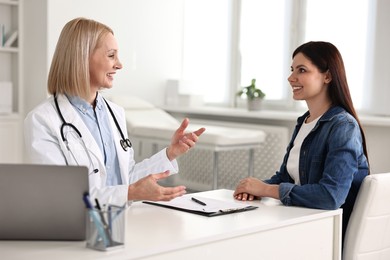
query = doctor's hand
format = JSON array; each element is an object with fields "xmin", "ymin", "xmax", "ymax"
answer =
[
  {"xmin": 166, "ymin": 118, "xmax": 206, "ymax": 161},
  {"xmin": 127, "ymin": 171, "xmax": 186, "ymax": 201},
  {"xmin": 233, "ymin": 177, "xmax": 280, "ymax": 201}
]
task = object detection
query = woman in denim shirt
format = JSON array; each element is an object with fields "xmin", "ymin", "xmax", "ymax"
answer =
[{"xmin": 234, "ymin": 41, "xmax": 369, "ymax": 239}]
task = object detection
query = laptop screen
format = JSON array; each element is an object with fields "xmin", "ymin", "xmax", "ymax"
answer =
[{"xmin": 0, "ymin": 164, "xmax": 89, "ymax": 240}]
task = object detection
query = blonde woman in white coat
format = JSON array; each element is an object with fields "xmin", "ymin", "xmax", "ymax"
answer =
[{"xmin": 24, "ymin": 18, "xmax": 205, "ymax": 206}]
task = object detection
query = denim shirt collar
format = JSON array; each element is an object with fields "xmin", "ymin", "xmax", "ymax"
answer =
[
  {"xmin": 294, "ymin": 106, "xmax": 346, "ymax": 136},
  {"xmin": 296, "ymin": 106, "xmax": 346, "ymax": 126}
]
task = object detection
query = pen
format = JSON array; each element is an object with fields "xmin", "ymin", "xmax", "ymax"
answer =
[
  {"xmin": 95, "ymin": 198, "xmax": 113, "ymax": 246},
  {"xmin": 191, "ymin": 197, "xmax": 207, "ymax": 206},
  {"xmin": 82, "ymin": 193, "xmax": 110, "ymax": 247}
]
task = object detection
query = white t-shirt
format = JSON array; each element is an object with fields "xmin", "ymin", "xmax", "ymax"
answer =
[{"xmin": 287, "ymin": 115, "xmax": 321, "ymax": 185}]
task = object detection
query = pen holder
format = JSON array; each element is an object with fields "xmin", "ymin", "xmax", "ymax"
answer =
[{"xmin": 86, "ymin": 206, "xmax": 126, "ymax": 251}]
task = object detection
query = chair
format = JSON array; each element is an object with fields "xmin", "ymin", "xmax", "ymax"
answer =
[{"xmin": 343, "ymin": 172, "xmax": 390, "ymax": 260}]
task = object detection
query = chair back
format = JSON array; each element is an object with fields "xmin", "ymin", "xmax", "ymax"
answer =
[{"xmin": 343, "ymin": 172, "xmax": 390, "ymax": 260}]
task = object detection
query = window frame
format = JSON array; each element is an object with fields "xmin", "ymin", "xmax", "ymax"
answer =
[{"xmin": 182, "ymin": 0, "xmax": 375, "ymax": 114}]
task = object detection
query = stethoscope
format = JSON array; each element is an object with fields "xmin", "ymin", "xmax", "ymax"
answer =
[{"xmin": 54, "ymin": 94, "xmax": 132, "ymax": 173}]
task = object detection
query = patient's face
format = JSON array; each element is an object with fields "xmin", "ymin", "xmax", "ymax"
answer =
[{"xmin": 288, "ymin": 52, "xmax": 330, "ymax": 103}]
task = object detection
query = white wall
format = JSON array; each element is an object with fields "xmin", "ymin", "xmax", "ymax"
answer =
[
  {"xmin": 366, "ymin": 0, "xmax": 390, "ymax": 116},
  {"xmin": 23, "ymin": 0, "xmax": 49, "ymax": 116},
  {"xmin": 23, "ymin": 0, "xmax": 184, "ymax": 116}
]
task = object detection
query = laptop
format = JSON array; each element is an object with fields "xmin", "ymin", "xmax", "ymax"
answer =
[{"xmin": 0, "ymin": 164, "xmax": 89, "ymax": 240}]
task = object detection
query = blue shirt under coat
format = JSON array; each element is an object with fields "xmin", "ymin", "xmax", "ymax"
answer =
[
  {"xmin": 67, "ymin": 94, "xmax": 122, "ymax": 186},
  {"xmin": 265, "ymin": 106, "xmax": 369, "ymax": 239}
]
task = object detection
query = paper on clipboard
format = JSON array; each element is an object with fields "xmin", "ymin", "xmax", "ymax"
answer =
[{"xmin": 143, "ymin": 194, "xmax": 258, "ymax": 217}]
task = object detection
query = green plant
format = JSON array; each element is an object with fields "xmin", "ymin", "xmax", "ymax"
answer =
[{"xmin": 236, "ymin": 79, "xmax": 266, "ymax": 100}]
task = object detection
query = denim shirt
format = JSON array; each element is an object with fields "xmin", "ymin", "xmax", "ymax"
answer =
[{"xmin": 266, "ymin": 106, "xmax": 369, "ymax": 237}]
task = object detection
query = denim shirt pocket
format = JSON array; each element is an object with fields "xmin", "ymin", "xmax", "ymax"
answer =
[{"xmin": 305, "ymin": 155, "xmax": 324, "ymax": 184}]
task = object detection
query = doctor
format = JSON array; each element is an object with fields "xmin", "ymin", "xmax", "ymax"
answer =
[{"xmin": 24, "ymin": 17, "xmax": 205, "ymax": 206}]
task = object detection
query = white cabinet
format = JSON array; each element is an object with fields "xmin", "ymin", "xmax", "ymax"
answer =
[{"xmin": 0, "ymin": 0, "xmax": 23, "ymax": 162}]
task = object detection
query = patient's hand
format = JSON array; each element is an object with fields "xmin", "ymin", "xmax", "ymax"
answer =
[
  {"xmin": 234, "ymin": 193, "xmax": 258, "ymax": 201},
  {"xmin": 234, "ymin": 177, "xmax": 280, "ymax": 200},
  {"xmin": 166, "ymin": 118, "xmax": 205, "ymax": 160}
]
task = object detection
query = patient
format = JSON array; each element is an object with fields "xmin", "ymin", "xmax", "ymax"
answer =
[
  {"xmin": 233, "ymin": 41, "xmax": 369, "ymax": 241},
  {"xmin": 24, "ymin": 17, "xmax": 205, "ymax": 206}
]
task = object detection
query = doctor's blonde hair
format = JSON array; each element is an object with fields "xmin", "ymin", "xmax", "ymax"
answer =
[{"xmin": 47, "ymin": 17, "xmax": 113, "ymax": 100}]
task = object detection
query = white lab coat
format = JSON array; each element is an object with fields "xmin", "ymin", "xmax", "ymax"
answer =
[{"xmin": 24, "ymin": 94, "xmax": 178, "ymax": 205}]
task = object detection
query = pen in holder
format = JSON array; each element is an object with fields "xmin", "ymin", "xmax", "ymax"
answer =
[{"xmin": 83, "ymin": 193, "xmax": 126, "ymax": 251}]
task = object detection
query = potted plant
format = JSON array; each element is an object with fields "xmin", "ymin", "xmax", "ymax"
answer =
[{"xmin": 236, "ymin": 78, "xmax": 265, "ymax": 111}]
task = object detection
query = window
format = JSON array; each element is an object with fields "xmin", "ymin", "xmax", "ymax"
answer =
[
  {"xmin": 181, "ymin": 0, "xmax": 230, "ymax": 104},
  {"xmin": 182, "ymin": 0, "xmax": 373, "ymax": 111},
  {"xmin": 240, "ymin": 0, "xmax": 291, "ymax": 101},
  {"xmin": 304, "ymin": 0, "xmax": 370, "ymax": 109}
]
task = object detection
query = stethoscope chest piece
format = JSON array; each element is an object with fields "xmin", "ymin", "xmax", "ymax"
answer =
[{"xmin": 120, "ymin": 138, "xmax": 132, "ymax": 151}]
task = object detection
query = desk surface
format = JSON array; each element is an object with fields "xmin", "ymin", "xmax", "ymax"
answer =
[{"xmin": 0, "ymin": 189, "xmax": 342, "ymax": 259}]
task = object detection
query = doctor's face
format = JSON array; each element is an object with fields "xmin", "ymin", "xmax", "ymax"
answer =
[{"xmin": 89, "ymin": 32, "xmax": 123, "ymax": 92}]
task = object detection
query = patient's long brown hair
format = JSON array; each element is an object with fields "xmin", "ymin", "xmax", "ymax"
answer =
[{"xmin": 293, "ymin": 41, "xmax": 369, "ymax": 170}]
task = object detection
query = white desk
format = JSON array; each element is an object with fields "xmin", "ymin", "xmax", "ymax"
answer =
[{"xmin": 0, "ymin": 189, "xmax": 342, "ymax": 260}]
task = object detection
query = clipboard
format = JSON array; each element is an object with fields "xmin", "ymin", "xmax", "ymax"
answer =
[{"xmin": 143, "ymin": 195, "xmax": 258, "ymax": 217}]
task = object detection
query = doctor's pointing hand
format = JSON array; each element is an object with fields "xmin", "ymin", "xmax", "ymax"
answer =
[{"xmin": 167, "ymin": 118, "xmax": 206, "ymax": 161}]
